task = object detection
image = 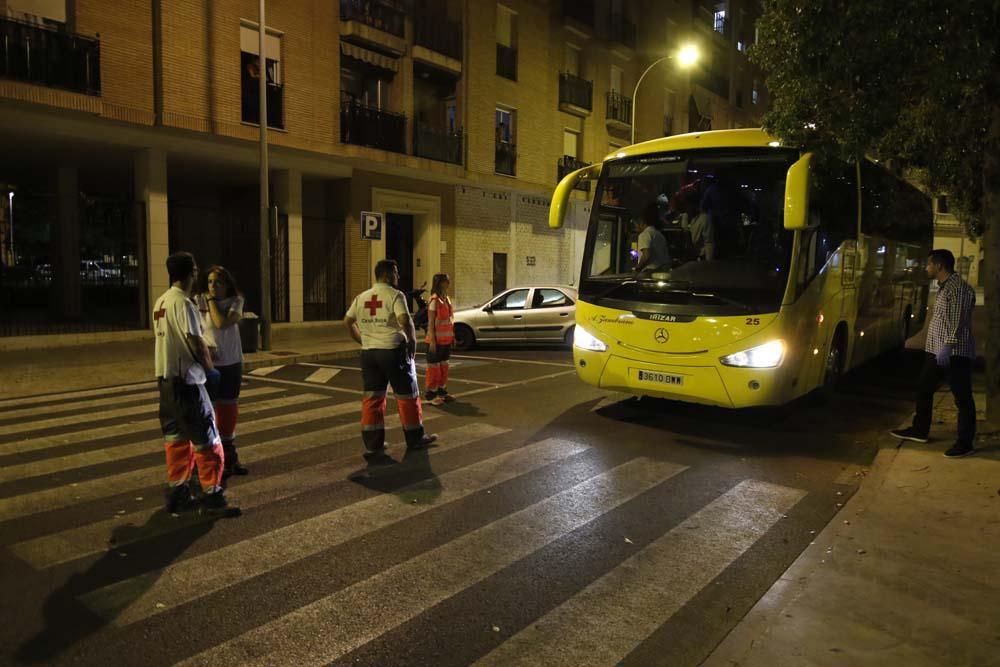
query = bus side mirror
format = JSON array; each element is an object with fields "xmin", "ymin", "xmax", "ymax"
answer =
[
  {"xmin": 784, "ymin": 152, "xmax": 813, "ymax": 230},
  {"xmin": 549, "ymin": 162, "xmax": 602, "ymax": 229}
]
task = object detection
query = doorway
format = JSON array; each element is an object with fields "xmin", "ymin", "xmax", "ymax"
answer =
[
  {"xmin": 385, "ymin": 212, "xmax": 414, "ymax": 298},
  {"xmin": 492, "ymin": 252, "xmax": 507, "ymax": 295}
]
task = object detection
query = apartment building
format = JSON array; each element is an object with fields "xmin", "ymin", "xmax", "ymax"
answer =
[
  {"xmin": 0, "ymin": 0, "xmax": 766, "ymax": 338},
  {"xmin": 931, "ymin": 195, "xmax": 984, "ymax": 289}
]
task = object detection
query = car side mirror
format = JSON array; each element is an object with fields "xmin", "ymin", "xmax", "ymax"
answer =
[{"xmin": 484, "ymin": 304, "xmax": 493, "ymax": 313}]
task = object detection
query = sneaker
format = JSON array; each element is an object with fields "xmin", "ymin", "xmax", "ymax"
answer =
[
  {"xmin": 424, "ymin": 391, "xmax": 437, "ymax": 402},
  {"xmin": 430, "ymin": 396, "xmax": 446, "ymax": 406},
  {"xmin": 222, "ymin": 462, "xmax": 249, "ymax": 479},
  {"xmin": 440, "ymin": 391, "xmax": 456, "ymax": 403},
  {"xmin": 363, "ymin": 451, "xmax": 398, "ymax": 467},
  {"xmin": 200, "ymin": 490, "xmax": 242, "ymax": 517},
  {"xmin": 164, "ymin": 484, "xmax": 197, "ymax": 514},
  {"xmin": 889, "ymin": 427, "xmax": 929, "ymax": 443},
  {"xmin": 408, "ymin": 433, "xmax": 438, "ymax": 451},
  {"xmin": 943, "ymin": 443, "xmax": 975, "ymax": 458}
]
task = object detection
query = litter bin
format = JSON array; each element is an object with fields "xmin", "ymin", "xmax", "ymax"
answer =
[{"xmin": 240, "ymin": 313, "xmax": 260, "ymax": 353}]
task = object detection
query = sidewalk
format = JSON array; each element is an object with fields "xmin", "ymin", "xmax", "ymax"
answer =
[
  {"xmin": 2, "ymin": 322, "xmax": 359, "ymax": 400},
  {"xmin": 704, "ymin": 386, "xmax": 1000, "ymax": 667}
]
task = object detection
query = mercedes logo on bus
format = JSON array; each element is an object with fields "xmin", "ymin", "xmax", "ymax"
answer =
[{"xmin": 654, "ymin": 328, "xmax": 669, "ymax": 344}]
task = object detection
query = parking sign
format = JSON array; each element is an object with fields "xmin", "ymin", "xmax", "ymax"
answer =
[{"xmin": 360, "ymin": 211, "xmax": 383, "ymax": 240}]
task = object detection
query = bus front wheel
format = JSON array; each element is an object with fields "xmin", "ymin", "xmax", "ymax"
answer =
[{"xmin": 815, "ymin": 330, "xmax": 846, "ymax": 404}]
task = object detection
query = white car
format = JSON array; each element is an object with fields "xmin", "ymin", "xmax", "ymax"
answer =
[{"xmin": 451, "ymin": 285, "xmax": 577, "ymax": 350}]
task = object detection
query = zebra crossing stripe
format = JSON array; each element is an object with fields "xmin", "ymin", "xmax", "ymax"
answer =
[
  {"xmin": 474, "ymin": 479, "xmax": 806, "ymax": 666},
  {"xmin": 0, "ymin": 393, "xmax": 335, "ymax": 483},
  {"xmin": 249, "ymin": 366, "xmax": 284, "ymax": 376},
  {"xmin": 81, "ymin": 433, "xmax": 583, "ymax": 624},
  {"xmin": 304, "ymin": 368, "xmax": 340, "ymax": 384},
  {"xmin": 0, "ymin": 398, "xmax": 406, "ymax": 523},
  {"xmin": 14, "ymin": 423, "xmax": 510, "ymax": 569},
  {"xmin": 0, "ymin": 381, "xmax": 156, "ymax": 410},
  {"xmin": 0, "ymin": 390, "xmax": 160, "ymax": 422},
  {"xmin": 0, "ymin": 386, "xmax": 282, "ymax": 440},
  {"xmin": 0, "ymin": 387, "xmax": 284, "ymax": 457},
  {"xmin": 176, "ymin": 457, "xmax": 687, "ymax": 667}
]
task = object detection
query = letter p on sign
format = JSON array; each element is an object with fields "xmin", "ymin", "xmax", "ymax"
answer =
[{"xmin": 361, "ymin": 211, "xmax": 383, "ymax": 241}]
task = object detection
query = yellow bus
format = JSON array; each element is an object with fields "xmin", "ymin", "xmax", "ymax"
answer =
[{"xmin": 549, "ymin": 129, "xmax": 932, "ymax": 408}]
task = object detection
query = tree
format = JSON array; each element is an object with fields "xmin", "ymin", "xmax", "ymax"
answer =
[{"xmin": 751, "ymin": 0, "xmax": 1000, "ymax": 427}]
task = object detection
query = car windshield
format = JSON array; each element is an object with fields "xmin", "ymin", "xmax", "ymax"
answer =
[{"xmin": 580, "ymin": 148, "xmax": 798, "ymax": 313}]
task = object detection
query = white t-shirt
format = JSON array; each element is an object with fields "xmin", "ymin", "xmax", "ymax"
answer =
[
  {"xmin": 154, "ymin": 286, "xmax": 207, "ymax": 385},
  {"xmin": 638, "ymin": 225, "xmax": 671, "ymax": 269},
  {"xmin": 196, "ymin": 294, "xmax": 245, "ymax": 367},
  {"xmin": 346, "ymin": 283, "xmax": 410, "ymax": 350}
]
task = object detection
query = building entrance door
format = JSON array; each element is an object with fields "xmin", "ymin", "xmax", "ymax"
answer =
[{"xmin": 385, "ymin": 212, "xmax": 414, "ymax": 302}]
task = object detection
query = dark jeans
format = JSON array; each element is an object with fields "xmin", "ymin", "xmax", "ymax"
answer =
[{"xmin": 912, "ymin": 353, "xmax": 976, "ymax": 447}]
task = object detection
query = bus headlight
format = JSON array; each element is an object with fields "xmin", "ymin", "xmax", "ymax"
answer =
[
  {"xmin": 574, "ymin": 326, "xmax": 607, "ymax": 352},
  {"xmin": 720, "ymin": 340, "xmax": 785, "ymax": 368}
]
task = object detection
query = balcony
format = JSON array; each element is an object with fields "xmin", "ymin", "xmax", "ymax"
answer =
[
  {"xmin": 496, "ymin": 43, "xmax": 517, "ymax": 81},
  {"xmin": 606, "ymin": 91, "xmax": 632, "ymax": 131},
  {"xmin": 341, "ymin": 100, "xmax": 407, "ymax": 154},
  {"xmin": 694, "ymin": 69, "xmax": 730, "ymax": 99},
  {"xmin": 0, "ymin": 17, "xmax": 101, "ymax": 95},
  {"xmin": 495, "ymin": 141, "xmax": 516, "ymax": 176},
  {"xmin": 340, "ymin": 0, "xmax": 407, "ymax": 55},
  {"xmin": 414, "ymin": 124, "xmax": 463, "ymax": 166},
  {"xmin": 414, "ymin": 13, "xmax": 462, "ymax": 62},
  {"xmin": 558, "ymin": 72, "xmax": 592, "ymax": 116},
  {"xmin": 606, "ymin": 12, "xmax": 637, "ymax": 50},
  {"xmin": 562, "ymin": 0, "xmax": 595, "ymax": 32},
  {"xmin": 557, "ymin": 156, "xmax": 591, "ymax": 192},
  {"xmin": 242, "ymin": 81, "xmax": 285, "ymax": 129},
  {"xmin": 340, "ymin": 0, "xmax": 405, "ymax": 37}
]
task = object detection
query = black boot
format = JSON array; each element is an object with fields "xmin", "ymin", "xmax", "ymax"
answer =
[
  {"xmin": 164, "ymin": 483, "xmax": 197, "ymax": 514},
  {"xmin": 200, "ymin": 490, "xmax": 242, "ymax": 517},
  {"xmin": 222, "ymin": 441, "xmax": 249, "ymax": 479}
]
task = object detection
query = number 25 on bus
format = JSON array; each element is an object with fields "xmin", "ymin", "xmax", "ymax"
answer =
[{"xmin": 550, "ymin": 129, "xmax": 931, "ymax": 408}]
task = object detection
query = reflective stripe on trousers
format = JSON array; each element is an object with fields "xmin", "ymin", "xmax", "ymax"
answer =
[{"xmin": 360, "ymin": 346, "xmax": 425, "ymax": 451}]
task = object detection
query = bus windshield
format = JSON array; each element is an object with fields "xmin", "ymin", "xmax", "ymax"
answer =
[{"xmin": 580, "ymin": 148, "xmax": 799, "ymax": 314}]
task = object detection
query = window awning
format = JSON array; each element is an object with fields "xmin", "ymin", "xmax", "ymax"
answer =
[{"xmin": 340, "ymin": 41, "xmax": 399, "ymax": 73}]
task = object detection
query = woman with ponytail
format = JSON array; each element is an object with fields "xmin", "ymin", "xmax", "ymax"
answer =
[{"xmin": 424, "ymin": 273, "xmax": 456, "ymax": 406}]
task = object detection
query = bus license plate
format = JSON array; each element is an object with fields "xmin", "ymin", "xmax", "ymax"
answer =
[{"xmin": 636, "ymin": 369, "xmax": 684, "ymax": 386}]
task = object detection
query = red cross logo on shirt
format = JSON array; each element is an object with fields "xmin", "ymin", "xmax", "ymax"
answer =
[
  {"xmin": 363, "ymin": 296, "xmax": 383, "ymax": 316},
  {"xmin": 153, "ymin": 306, "xmax": 167, "ymax": 322}
]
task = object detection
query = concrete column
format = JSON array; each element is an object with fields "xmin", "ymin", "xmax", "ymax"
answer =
[
  {"xmin": 274, "ymin": 169, "xmax": 303, "ymax": 323},
  {"xmin": 53, "ymin": 166, "xmax": 81, "ymax": 319},
  {"xmin": 134, "ymin": 148, "xmax": 169, "ymax": 328}
]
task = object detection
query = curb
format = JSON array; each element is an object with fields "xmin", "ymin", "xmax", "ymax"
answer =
[{"xmin": 702, "ymin": 440, "xmax": 903, "ymax": 666}]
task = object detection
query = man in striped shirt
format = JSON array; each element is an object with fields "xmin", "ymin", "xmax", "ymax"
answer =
[{"xmin": 891, "ymin": 249, "xmax": 978, "ymax": 457}]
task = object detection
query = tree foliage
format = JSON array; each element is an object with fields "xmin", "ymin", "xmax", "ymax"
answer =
[{"xmin": 751, "ymin": 0, "xmax": 997, "ymax": 224}]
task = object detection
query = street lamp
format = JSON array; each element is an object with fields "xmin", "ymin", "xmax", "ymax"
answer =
[{"xmin": 630, "ymin": 44, "xmax": 700, "ymax": 145}]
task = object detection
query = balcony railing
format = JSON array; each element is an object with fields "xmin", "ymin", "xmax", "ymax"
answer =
[
  {"xmin": 495, "ymin": 141, "xmax": 516, "ymax": 176},
  {"xmin": 0, "ymin": 17, "xmax": 101, "ymax": 95},
  {"xmin": 606, "ymin": 91, "xmax": 632, "ymax": 126},
  {"xmin": 340, "ymin": 0, "xmax": 405, "ymax": 39},
  {"xmin": 242, "ymin": 82, "xmax": 285, "ymax": 129},
  {"xmin": 414, "ymin": 14, "xmax": 462, "ymax": 60},
  {"xmin": 557, "ymin": 156, "xmax": 590, "ymax": 191},
  {"xmin": 341, "ymin": 100, "xmax": 407, "ymax": 154},
  {"xmin": 562, "ymin": 0, "xmax": 595, "ymax": 26},
  {"xmin": 606, "ymin": 13, "xmax": 637, "ymax": 49},
  {"xmin": 559, "ymin": 72, "xmax": 593, "ymax": 111},
  {"xmin": 414, "ymin": 124, "xmax": 463, "ymax": 165},
  {"xmin": 496, "ymin": 43, "xmax": 517, "ymax": 80}
]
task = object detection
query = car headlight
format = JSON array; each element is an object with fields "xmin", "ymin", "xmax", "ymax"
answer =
[
  {"xmin": 720, "ymin": 340, "xmax": 785, "ymax": 368},
  {"xmin": 574, "ymin": 326, "xmax": 607, "ymax": 352}
]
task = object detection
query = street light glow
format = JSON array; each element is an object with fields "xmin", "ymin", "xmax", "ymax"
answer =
[{"xmin": 677, "ymin": 44, "xmax": 700, "ymax": 68}]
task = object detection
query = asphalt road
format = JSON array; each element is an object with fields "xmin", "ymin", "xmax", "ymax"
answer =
[{"xmin": 0, "ymin": 346, "xmax": 922, "ymax": 666}]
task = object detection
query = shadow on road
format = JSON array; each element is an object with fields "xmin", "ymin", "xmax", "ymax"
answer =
[
  {"xmin": 348, "ymin": 444, "xmax": 443, "ymax": 505},
  {"xmin": 15, "ymin": 510, "xmax": 216, "ymax": 664}
]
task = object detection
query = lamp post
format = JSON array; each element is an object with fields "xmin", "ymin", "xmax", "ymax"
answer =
[
  {"xmin": 630, "ymin": 44, "xmax": 699, "ymax": 145},
  {"xmin": 258, "ymin": 0, "xmax": 272, "ymax": 350}
]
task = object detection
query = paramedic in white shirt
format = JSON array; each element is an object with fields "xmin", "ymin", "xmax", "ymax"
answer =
[{"xmin": 154, "ymin": 251, "xmax": 239, "ymax": 517}]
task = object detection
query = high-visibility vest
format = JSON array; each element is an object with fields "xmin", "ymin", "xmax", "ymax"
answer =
[{"xmin": 427, "ymin": 295, "xmax": 454, "ymax": 344}]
